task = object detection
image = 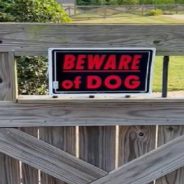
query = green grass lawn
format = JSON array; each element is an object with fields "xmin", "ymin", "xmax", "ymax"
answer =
[
  {"xmin": 72, "ymin": 14, "xmax": 184, "ymax": 92},
  {"xmin": 73, "ymin": 14, "xmax": 184, "ymax": 24},
  {"xmin": 153, "ymin": 56, "xmax": 184, "ymax": 92}
]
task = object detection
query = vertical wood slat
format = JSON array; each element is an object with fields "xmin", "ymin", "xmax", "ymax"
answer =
[
  {"xmin": 156, "ymin": 125, "xmax": 184, "ymax": 184},
  {"xmin": 40, "ymin": 127, "xmax": 76, "ymax": 184},
  {"xmin": 0, "ymin": 52, "xmax": 20, "ymax": 184},
  {"xmin": 21, "ymin": 128, "xmax": 38, "ymax": 184},
  {"xmin": 118, "ymin": 126, "xmax": 156, "ymax": 183},
  {"xmin": 0, "ymin": 52, "xmax": 17, "ymax": 101},
  {"xmin": 79, "ymin": 126, "xmax": 115, "ymax": 172}
]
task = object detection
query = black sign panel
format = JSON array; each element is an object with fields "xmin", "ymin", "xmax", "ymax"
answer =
[{"xmin": 49, "ymin": 48, "xmax": 155, "ymax": 95}]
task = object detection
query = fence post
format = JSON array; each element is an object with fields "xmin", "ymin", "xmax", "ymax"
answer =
[
  {"xmin": 74, "ymin": 5, "xmax": 77, "ymax": 16},
  {"xmin": 104, "ymin": 6, "xmax": 107, "ymax": 18},
  {"xmin": 0, "ymin": 52, "xmax": 20, "ymax": 184},
  {"xmin": 162, "ymin": 56, "xmax": 170, "ymax": 98},
  {"xmin": 69, "ymin": 6, "xmax": 71, "ymax": 17},
  {"xmin": 141, "ymin": 5, "xmax": 144, "ymax": 16},
  {"xmin": 176, "ymin": 4, "xmax": 178, "ymax": 14}
]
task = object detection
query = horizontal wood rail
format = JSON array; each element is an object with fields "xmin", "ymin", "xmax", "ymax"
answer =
[
  {"xmin": 0, "ymin": 24, "xmax": 184, "ymax": 56},
  {"xmin": 0, "ymin": 99, "xmax": 183, "ymax": 127},
  {"xmin": 18, "ymin": 95, "xmax": 184, "ymax": 103}
]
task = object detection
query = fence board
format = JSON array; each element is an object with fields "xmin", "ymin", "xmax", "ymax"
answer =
[
  {"xmin": 0, "ymin": 128, "xmax": 107, "ymax": 184},
  {"xmin": 21, "ymin": 128, "xmax": 38, "ymax": 184},
  {"xmin": 0, "ymin": 52, "xmax": 20, "ymax": 184},
  {"xmin": 40, "ymin": 127, "xmax": 76, "ymax": 184},
  {"xmin": 0, "ymin": 155, "xmax": 20, "ymax": 184},
  {"xmin": 0, "ymin": 101, "xmax": 184, "ymax": 126},
  {"xmin": 91, "ymin": 133, "xmax": 184, "ymax": 184},
  {"xmin": 0, "ymin": 24, "xmax": 184, "ymax": 56},
  {"xmin": 156, "ymin": 126, "xmax": 184, "ymax": 184},
  {"xmin": 79, "ymin": 126, "xmax": 115, "ymax": 172},
  {"xmin": 118, "ymin": 126, "xmax": 156, "ymax": 184},
  {"xmin": 18, "ymin": 96, "xmax": 184, "ymax": 103},
  {"xmin": 0, "ymin": 53, "xmax": 15, "ymax": 100},
  {"xmin": 119, "ymin": 126, "xmax": 156, "ymax": 164},
  {"xmin": 69, "ymin": 5, "xmax": 184, "ymax": 18}
]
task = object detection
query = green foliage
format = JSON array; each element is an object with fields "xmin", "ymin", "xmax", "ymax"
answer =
[
  {"xmin": 140, "ymin": 0, "xmax": 176, "ymax": 4},
  {"xmin": 0, "ymin": 0, "xmax": 71, "ymax": 95},
  {"xmin": 17, "ymin": 56, "xmax": 48, "ymax": 95},
  {"xmin": 117, "ymin": 0, "xmax": 139, "ymax": 5},
  {"xmin": 77, "ymin": 0, "xmax": 184, "ymax": 5},
  {"xmin": 10, "ymin": 0, "xmax": 71, "ymax": 23},
  {"xmin": 0, "ymin": 0, "xmax": 71, "ymax": 23},
  {"xmin": 0, "ymin": 0, "xmax": 14, "ymax": 21},
  {"xmin": 146, "ymin": 9, "xmax": 163, "ymax": 16},
  {"xmin": 77, "ymin": 0, "xmax": 120, "ymax": 5}
]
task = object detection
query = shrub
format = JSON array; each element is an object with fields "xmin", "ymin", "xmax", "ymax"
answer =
[
  {"xmin": 17, "ymin": 56, "xmax": 48, "ymax": 95},
  {"xmin": 146, "ymin": 9, "xmax": 163, "ymax": 16},
  {"xmin": 0, "ymin": 0, "xmax": 71, "ymax": 95}
]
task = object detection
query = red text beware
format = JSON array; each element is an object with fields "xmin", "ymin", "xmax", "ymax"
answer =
[{"xmin": 63, "ymin": 54, "xmax": 142, "ymax": 71}]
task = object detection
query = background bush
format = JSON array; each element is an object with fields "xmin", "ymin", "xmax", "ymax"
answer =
[
  {"xmin": 17, "ymin": 56, "xmax": 48, "ymax": 95},
  {"xmin": 146, "ymin": 9, "xmax": 163, "ymax": 16},
  {"xmin": 0, "ymin": 0, "xmax": 71, "ymax": 95}
]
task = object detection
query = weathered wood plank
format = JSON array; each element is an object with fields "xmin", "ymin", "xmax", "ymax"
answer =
[
  {"xmin": 119, "ymin": 126, "xmax": 156, "ymax": 164},
  {"xmin": 156, "ymin": 126, "xmax": 184, "ymax": 184},
  {"xmin": 91, "ymin": 133, "xmax": 184, "ymax": 184},
  {"xmin": 0, "ymin": 101, "xmax": 184, "ymax": 127},
  {"xmin": 0, "ymin": 24, "xmax": 184, "ymax": 56},
  {"xmin": 79, "ymin": 126, "xmax": 115, "ymax": 172},
  {"xmin": 21, "ymin": 128, "xmax": 38, "ymax": 184},
  {"xmin": 0, "ymin": 52, "xmax": 20, "ymax": 184},
  {"xmin": 0, "ymin": 52, "xmax": 16, "ymax": 101},
  {"xmin": 0, "ymin": 128, "xmax": 107, "ymax": 184},
  {"xmin": 0, "ymin": 154, "xmax": 20, "ymax": 184},
  {"xmin": 18, "ymin": 96, "xmax": 184, "ymax": 104},
  {"xmin": 118, "ymin": 126, "xmax": 156, "ymax": 184},
  {"xmin": 40, "ymin": 127, "xmax": 76, "ymax": 184}
]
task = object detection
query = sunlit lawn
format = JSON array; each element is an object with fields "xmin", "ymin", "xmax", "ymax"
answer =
[
  {"xmin": 153, "ymin": 56, "xmax": 184, "ymax": 92},
  {"xmin": 73, "ymin": 14, "xmax": 184, "ymax": 24}
]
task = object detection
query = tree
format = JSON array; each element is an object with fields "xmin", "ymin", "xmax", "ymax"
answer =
[
  {"xmin": 0, "ymin": 0, "xmax": 14, "ymax": 21},
  {"xmin": 117, "ymin": 0, "xmax": 139, "ymax": 4},
  {"xmin": 0, "ymin": 0, "xmax": 71, "ymax": 22},
  {"xmin": 77, "ymin": 0, "xmax": 119, "ymax": 5},
  {"xmin": 0, "ymin": 0, "xmax": 71, "ymax": 95}
]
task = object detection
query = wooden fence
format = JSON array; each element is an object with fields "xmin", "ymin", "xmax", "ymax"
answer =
[
  {"xmin": 63, "ymin": 4, "xmax": 184, "ymax": 18},
  {"xmin": 0, "ymin": 23, "xmax": 184, "ymax": 184}
]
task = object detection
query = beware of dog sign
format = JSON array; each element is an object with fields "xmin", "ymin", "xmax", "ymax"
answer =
[{"xmin": 49, "ymin": 48, "xmax": 155, "ymax": 96}]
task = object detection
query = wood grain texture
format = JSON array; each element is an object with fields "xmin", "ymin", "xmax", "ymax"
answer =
[
  {"xmin": 0, "ymin": 101, "xmax": 184, "ymax": 127},
  {"xmin": 40, "ymin": 127, "xmax": 76, "ymax": 184},
  {"xmin": 0, "ymin": 52, "xmax": 15, "ymax": 101},
  {"xmin": 156, "ymin": 126, "xmax": 184, "ymax": 184},
  {"xmin": 0, "ymin": 52, "xmax": 20, "ymax": 184},
  {"xmin": 118, "ymin": 126, "xmax": 156, "ymax": 184},
  {"xmin": 79, "ymin": 126, "xmax": 115, "ymax": 172},
  {"xmin": 118, "ymin": 126, "xmax": 156, "ymax": 165},
  {"xmin": 0, "ymin": 128, "xmax": 107, "ymax": 184},
  {"xmin": 0, "ymin": 24, "xmax": 184, "ymax": 56},
  {"xmin": 21, "ymin": 128, "xmax": 38, "ymax": 184},
  {"xmin": 18, "ymin": 96, "xmax": 184, "ymax": 104},
  {"xmin": 91, "ymin": 133, "xmax": 184, "ymax": 184},
  {"xmin": 0, "ymin": 154, "xmax": 20, "ymax": 184}
]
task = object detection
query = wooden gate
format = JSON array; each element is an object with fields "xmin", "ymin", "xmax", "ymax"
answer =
[{"xmin": 0, "ymin": 23, "xmax": 184, "ymax": 184}]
